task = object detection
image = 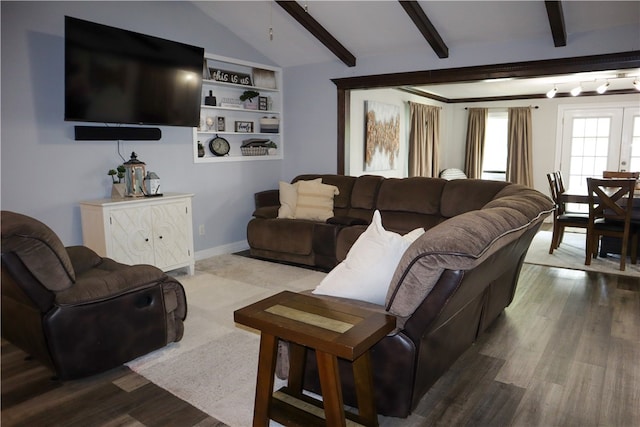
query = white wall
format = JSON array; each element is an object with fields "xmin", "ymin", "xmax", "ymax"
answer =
[
  {"xmin": 348, "ymin": 88, "xmax": 446, "ymax": 177},
  {"xmin": 1, "ymin": 1, "xmax": 283, "ymax": 253}
]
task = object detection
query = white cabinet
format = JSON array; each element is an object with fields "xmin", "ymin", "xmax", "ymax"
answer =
[
  {"xmin": 194, "ymin": 53, "xmax": 283, "ymax": 163},
  {"xmin": 80, "ymin": 193, "xmax": 195, "ymax": 275}
]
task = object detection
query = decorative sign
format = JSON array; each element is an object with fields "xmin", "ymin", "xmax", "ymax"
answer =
[
  {"xmin": 208, "ymin": 68, "xmax": 252, "ymax": 86},
  {"xmin": 235, "ymin": 121, "xmax": 254, "ymax": 133}
]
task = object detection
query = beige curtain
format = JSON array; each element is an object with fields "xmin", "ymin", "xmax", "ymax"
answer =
[
  {"xmin": 408, "ymin": 102, "xmax": 440, "ymax": 177},
  {"xmin": 506, "ymin": 107, "xmax": 533, "ymax": 186},
  {"xmin": 463, "ymin": 108, "xmax": 488, "ymax": 179}
]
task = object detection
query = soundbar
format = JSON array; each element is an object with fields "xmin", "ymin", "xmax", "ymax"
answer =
[{"xmin": 74, "ymin": 126, "xmax": 162, "ymax": 141}]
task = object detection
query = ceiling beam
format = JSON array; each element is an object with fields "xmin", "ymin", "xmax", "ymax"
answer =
[
  {"xmin": 545, "ymin": 0, "xmax": 567, "ymax": 47},
  {"xmin": 275, "ymin": 1, "xmax": 356, "ymax": 67},
  {"xmin": 398, "ymin": 1, "xmax": 448, "ymax": 59}
]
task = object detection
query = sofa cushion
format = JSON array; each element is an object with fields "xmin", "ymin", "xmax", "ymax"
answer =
[
  {"xmin": 313, "ymin": 211, "xmax": 423, "ymax": 305},
  {"xmin": 247, "ymin": 218, "xmax": 315, "ymax": 256},
  {"xmin": 351, "ymin": 175, "xmax": 384, "ymax": 209},
  {"xmin": 295, "ymin": 180, "xmax": 340, "ymax": 221},
  {"xmin": 376, "ymin": 177, "xmax": 446, "ymax": 215},
  {"xmin": 439, "ymin": 179, "xmax": 510, "ymax": 218}
]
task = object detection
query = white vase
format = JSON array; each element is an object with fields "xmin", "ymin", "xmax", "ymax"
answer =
[{"xmin": 111, "ymin": 183, "xmax": 126, "ymax": 199}]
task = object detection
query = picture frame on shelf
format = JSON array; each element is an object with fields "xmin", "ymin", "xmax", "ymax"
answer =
[
  {"xmin": 258, "ymin": 96, "xmax": 268, "ymax": 111},
  {"xmin": 217, "ymin": 116, "xmax": 226, "ymax": 132},
  {"xmin": 235, "ymin": 121, "xmax": 254, "ymax": 133}
]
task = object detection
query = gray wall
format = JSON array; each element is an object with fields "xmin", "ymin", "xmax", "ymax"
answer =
[
  {"xmin": 2, "ymin": 1, "xmax": 639, "ymax": 257},
  {"xmin": 1, "ymin": 1, "xmax": 283, "ymax": 256}
]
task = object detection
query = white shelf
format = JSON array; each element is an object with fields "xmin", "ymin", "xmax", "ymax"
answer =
[
  {"xmin": 197, "ymin": 131, "xmax": 280, "ymax": 137},
  {"xmin": 202, "ymin": 79, "xmax": 279, "ymax": 93},
  {"xmin": 200, "ymin": 105, "xmax": 280, "ymax": 115},
  {"xmin": 194, "ymin": 53, "xmax": 282, "ymax": 164}
]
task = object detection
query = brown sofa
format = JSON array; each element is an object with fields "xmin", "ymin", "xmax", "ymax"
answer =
[
  {"xmin": 1, "ymin": 210, "xmax": 187, "ymax": 380},
  {"xmin": 247, "ymin": 174, "xmax": 554, "ymax": 417}
]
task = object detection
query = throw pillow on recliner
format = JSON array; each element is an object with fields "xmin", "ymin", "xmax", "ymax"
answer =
[
  {"xmin": 295, "ymin": 180, "xmax": 340, "ymax": 221},
  {"xmin": 277, "ymin": 178, "xmax": 322, "ymax": 219},
  {"xmin": 312, "ymin": 210, "xmax": 424, "ymax": 305}
]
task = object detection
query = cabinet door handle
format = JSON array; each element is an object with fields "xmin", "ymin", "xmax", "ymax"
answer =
[
  {"xmin": 158, "ymin": 235, "xmax": 163, "ymax": 239},
  {"xmin": 145, "ymin": 238, "xmax": 149, "ymax": 242}
]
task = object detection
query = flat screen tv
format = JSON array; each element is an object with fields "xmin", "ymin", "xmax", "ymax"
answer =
[{"xmin": 65, "ymin": 16, "xmax": 204, "ymax": 127}]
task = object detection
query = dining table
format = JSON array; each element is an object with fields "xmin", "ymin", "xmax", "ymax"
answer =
[{"xmin": 559, "ymin": 186, "xmax": 640, "ymax": 257}]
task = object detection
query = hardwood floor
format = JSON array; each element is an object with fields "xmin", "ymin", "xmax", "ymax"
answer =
[
  {"xmin": 2, "ymin": 263, "xmax": 639, "ymax": 426},
  {"xmin": 403, "ymin": 265, "xmax": 640, "ymax": 426},
  {"xmin": 1, "ymin": 340, "xmax": 226, "ymax": 427}
]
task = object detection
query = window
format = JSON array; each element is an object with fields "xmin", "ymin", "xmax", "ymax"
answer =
[{"xmin": 481, "ymin": 111, "xmax": 508, "ymax": 181}]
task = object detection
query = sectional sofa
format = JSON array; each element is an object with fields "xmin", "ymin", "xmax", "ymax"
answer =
[{"xmin": 246, "ymin": 174, "xmax": 554, "ymax": 417}]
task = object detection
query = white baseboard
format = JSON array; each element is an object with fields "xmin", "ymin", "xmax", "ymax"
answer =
[{"xmin": 195, "ymin": 240, "xmax": 249, "ymax": 261}]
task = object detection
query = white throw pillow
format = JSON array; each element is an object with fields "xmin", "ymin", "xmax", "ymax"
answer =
[
  {"xmin": 277, "ymin": 179, "xmax": 321, "ymax": 219},
  {"xmin": 312, "ymin": 210, "xmax": 424, "ymax": 305},
  {"xmin": 295, "ymin": 180, "xmax": 340, "ymax": 221}
]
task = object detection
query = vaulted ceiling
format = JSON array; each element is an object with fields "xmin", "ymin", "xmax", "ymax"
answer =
[{"xmin": 194, "ymin": 1, "xmax": 640, "ymax": 99}]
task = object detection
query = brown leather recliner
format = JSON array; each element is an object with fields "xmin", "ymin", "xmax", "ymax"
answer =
[{"xmin": 1, "ymin": 210, "xmax": 187, "ymax": 380}]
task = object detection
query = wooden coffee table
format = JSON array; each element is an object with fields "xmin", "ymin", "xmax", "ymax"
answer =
[{"xmin": 234, "ymin": 291, "xmax": 396, "ymax": 427}]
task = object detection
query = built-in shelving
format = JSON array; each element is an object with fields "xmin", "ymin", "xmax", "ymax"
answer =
[{"xmin": 193, "ymin": 53, "xmax": 283, "ymax": 163}]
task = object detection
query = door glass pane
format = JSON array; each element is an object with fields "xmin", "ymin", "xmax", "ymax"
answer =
[
  {"xmin": 630, "ymin": 116, "xmax": 640, "ymax": 171},
  {"xmin": 569, "ymin": 117, "xmax": 611, "ymax": 190}
]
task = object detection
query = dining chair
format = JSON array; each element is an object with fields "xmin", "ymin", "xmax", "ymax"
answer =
[
  {"xmin": 554, "ymin": 170, "xmax": 566, "ymax": 193},
  {"xmin": 585, "ymin": 178, "xmax": 638, "ymax": 271},
  {"xmin": 602, "ymin": 171, "xmax": 640, "ymax": 179},
  {"xmin": 546, "ymin": 173, "xmax": 589, "ymax": 254}
]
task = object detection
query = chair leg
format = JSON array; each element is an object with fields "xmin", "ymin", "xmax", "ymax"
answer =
[
  {"xmin": 585, "ymin": 232, "xmax": 593, "ymax": 266},
  {"xmin": 619, "ymin": 234, "xmax": 628, "ymax": 271},
  {"xmin": 632, "ymin": 232, "xmax": 638, "ymax": 265},
  {"xmin": 549, "ymin": 222, "xmax": 559, "ymax": 254}
]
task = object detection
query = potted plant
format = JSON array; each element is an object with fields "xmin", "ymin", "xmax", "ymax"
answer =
[
  {"xmin": 265, "ymin": 140, "xmax": 278, "ymax": 155},
  {"xmin": 108, "ymin": 165, "xmax": 126, "ymax": 198},
  {"xmin": 240, "ymin": 90, "xmax": 260, "ymax": 110}
]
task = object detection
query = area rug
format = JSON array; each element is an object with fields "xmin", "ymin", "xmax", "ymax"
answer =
[
  {"xmin": 524, "ymin": 230, "xmax": 640, "ymax": 277},
  {"xmin": 126, "ymin": 254, "xmax": 326, "ymax": 427}
]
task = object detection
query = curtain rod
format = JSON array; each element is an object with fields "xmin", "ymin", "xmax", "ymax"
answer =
[{"xmin": 465, "ymin": 105, "xmax": 539, "ymax": 110}]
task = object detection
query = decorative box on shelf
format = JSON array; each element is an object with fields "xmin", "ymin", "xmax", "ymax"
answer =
[{"xmin": 260, "ymin": 117, "xmax": 280, "ymax": 133}]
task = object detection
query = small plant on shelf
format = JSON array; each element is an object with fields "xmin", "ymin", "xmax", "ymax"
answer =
[
  {"xmin": 107, "ymin": 165, "xmax": 126, "ymax": 183},
  {"xmin": 239, "ymin": 90, "xmax": 260, "ymax": 102}
]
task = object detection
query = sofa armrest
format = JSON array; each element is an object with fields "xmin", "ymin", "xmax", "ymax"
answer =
[
  {"xmin": 253, "ymin": 206, "xmax": 278, "ymax": 219},
  {"xmin": 55, "ymin": 264, "xmax": 169, "ymax": 305},
  {"xmin": 254, "ymin": 189, "xmax": 279, "ymax": 209}
]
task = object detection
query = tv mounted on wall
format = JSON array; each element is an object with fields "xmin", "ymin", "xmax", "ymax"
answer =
[{"xmin": 65, "ymin": 16, "xmax": 204, "ymax": 128}]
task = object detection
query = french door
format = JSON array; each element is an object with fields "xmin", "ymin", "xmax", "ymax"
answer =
[{"xmin": 560, "ymin": 106, "xmax": 640, "ymax": 191}]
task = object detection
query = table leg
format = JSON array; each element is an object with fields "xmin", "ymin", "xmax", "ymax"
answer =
[
  {"xmin": 352, "ymin": 351, "xmax": 378, "ymax": 427},
  {"xmin": 287, "ymin": 342, "xmax": 307, "ymax": 395},
  {"xmin": 316, "ymin": 350, "xmax": 346, "ymax": 427},
  {"xmin": 253, "ymin": 332, "xmax": 278, "ymax": 427}
]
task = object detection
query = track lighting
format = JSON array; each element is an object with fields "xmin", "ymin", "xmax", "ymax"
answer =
[
  {"xmin": 570, "ymin": 85, "xmax": 582, "ymax": 96},
  {"xmin": 596, "ymin": 81, "xmax": 609, "ymax": 94},
  {"xmin": 546, "ymin": 86, "xmax": 558, "ymax": 98},
  {"xmin": 634, "ymin": 79, "xmax": 640, "ymax": 91}
]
